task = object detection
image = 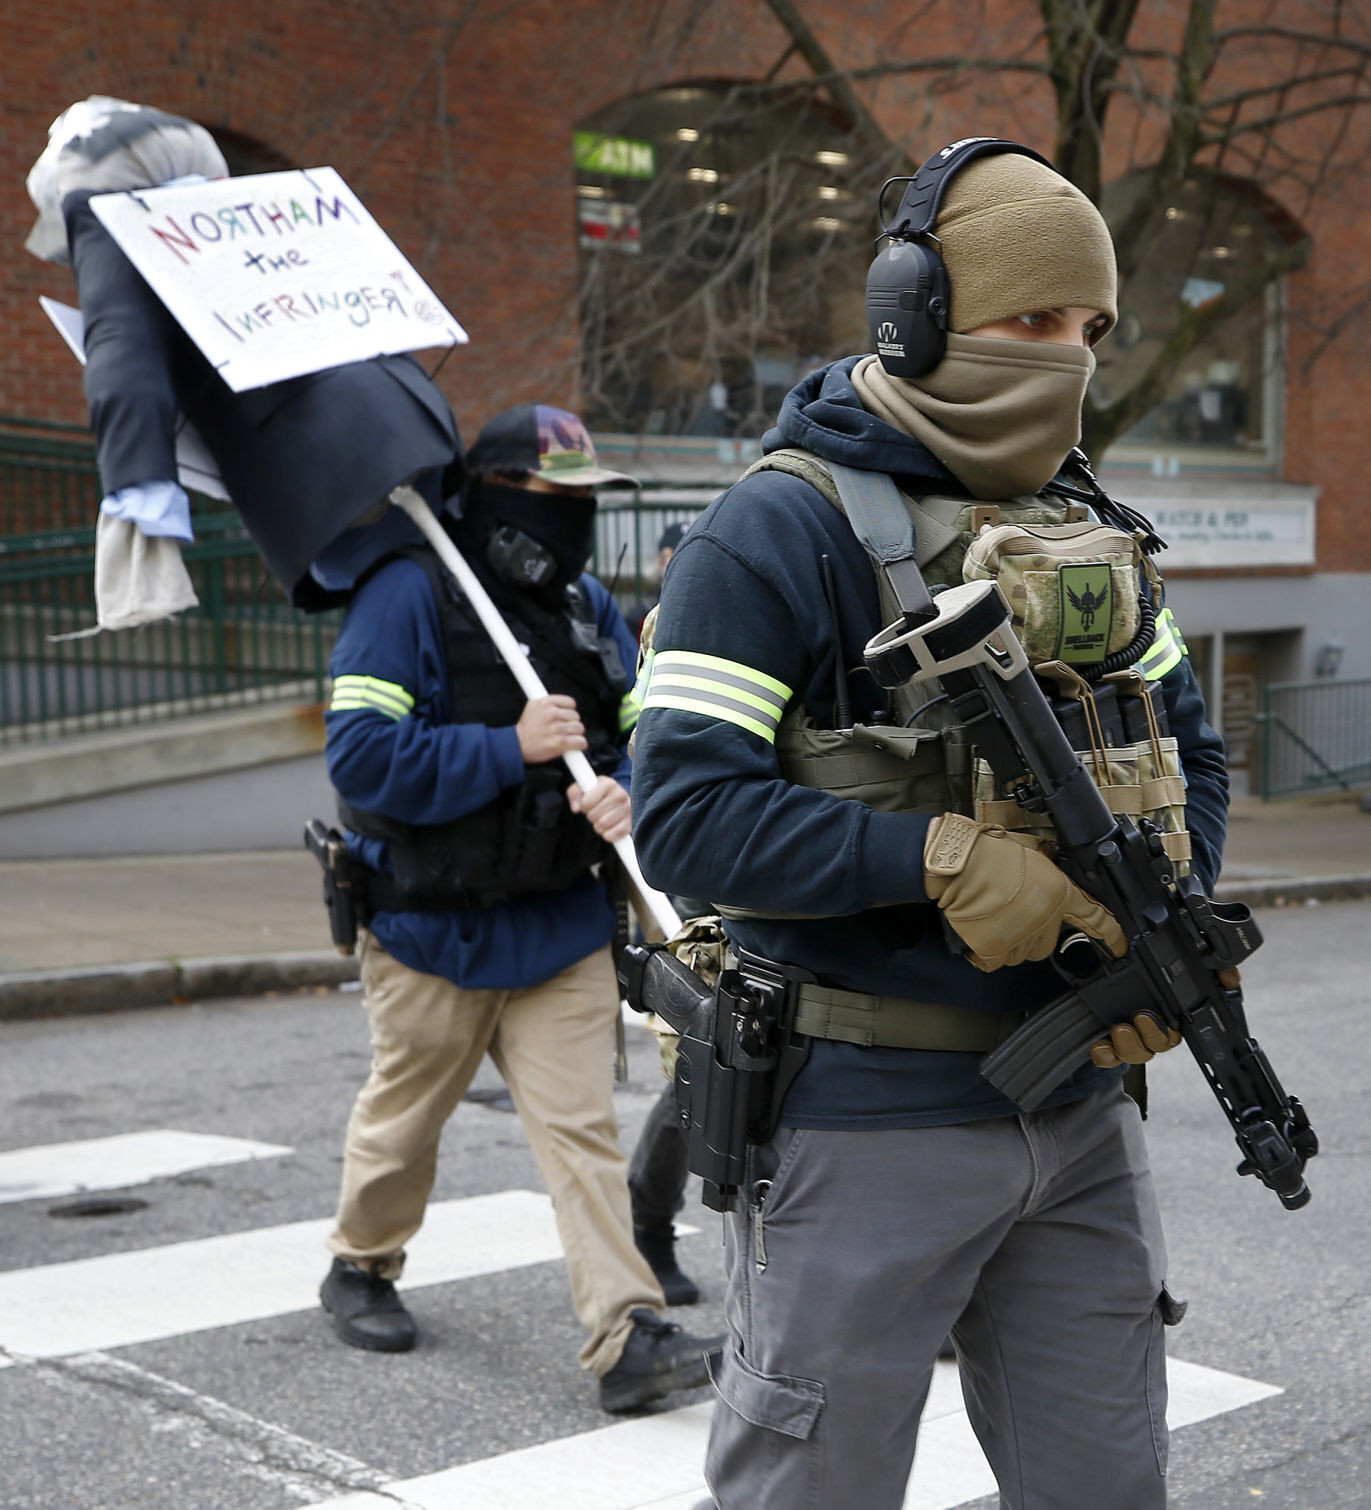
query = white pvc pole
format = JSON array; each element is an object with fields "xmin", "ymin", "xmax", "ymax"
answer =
[{"xmin": 392, "ymin": 486, "xmax": 681, "ymax": 940}]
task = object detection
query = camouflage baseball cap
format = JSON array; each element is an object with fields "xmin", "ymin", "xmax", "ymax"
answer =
[{"xmin": 467, "ymin": 404, "xmax": 639, "ymax": 490}]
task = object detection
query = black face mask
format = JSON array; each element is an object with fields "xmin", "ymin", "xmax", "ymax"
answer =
[{"xmin": 468, "ymin": 481, "xmax": 597, "ymax": 597}]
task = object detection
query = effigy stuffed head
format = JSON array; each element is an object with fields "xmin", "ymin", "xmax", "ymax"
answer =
[{"xmin": 25, "ymin": 95, "xmax": 228, "ymax": 263}]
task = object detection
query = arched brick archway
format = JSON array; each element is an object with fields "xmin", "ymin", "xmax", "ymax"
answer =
[{"xmin": 573, "ymin": 79, "xmax": 873, "ymax": 438}]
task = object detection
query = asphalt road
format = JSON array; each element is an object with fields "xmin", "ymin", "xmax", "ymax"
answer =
[{"xmin": 0, "ymin": 899, "xmax": 1366, "ymax": 1509}]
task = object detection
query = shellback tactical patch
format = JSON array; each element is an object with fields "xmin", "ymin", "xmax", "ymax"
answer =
[{"xmin": 1056, "ymin": 563, "xmax": 1114, "ymax": 664}]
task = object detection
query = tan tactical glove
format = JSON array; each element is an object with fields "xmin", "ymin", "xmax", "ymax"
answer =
[
  {"xmin": 924, "ymin": 813, "xmax": 1127, "ymax": 973},
  {"xmin": 1089, "ymin": 1014, "xmax": 1182, "ymax": 1068}
]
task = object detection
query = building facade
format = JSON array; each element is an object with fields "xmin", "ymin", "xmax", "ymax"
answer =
[{"xmin": 4, "ymin": 0, "xmax": 1369, "ymax": 784}]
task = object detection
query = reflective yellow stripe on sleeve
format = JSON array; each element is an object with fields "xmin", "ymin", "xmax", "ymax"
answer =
[
  {"xmin": 1139, "ymin": 608, "xmax": 1186, "ymax": 682},
  {"xmin": 621, "ymin": 647, "xmax": 654, "ymax": 730},
  {"xmin": 328, "ymin": 674, "xmax": 415, "ymax": 719},
  {"xmin": 641, "ymin": 650, "xmax": 792, "ymax": 744}
]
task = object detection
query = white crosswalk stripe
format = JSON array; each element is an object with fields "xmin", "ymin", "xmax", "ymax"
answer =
[
  {"xmin": 0, "ymin": 1189, "xmax": 566, "ymax": 1358},
  {"xmin": 0, "ymin": 1129, "xmax": 291, "ymax": 1205},
  {"xmin": 0, "ymin": 1132, "xmax": 1283, "ymax": 1509},
  {"xmin": 301, "ymin": 1355, "xmax": 1280, "ymax": 1510}
]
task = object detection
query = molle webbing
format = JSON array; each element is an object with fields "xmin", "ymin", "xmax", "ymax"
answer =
[{"xmin": 740, "ymin": 447, "xmax": 1073, "ymax": 590}]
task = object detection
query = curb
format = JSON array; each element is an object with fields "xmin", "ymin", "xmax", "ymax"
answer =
[
  {"xmin": 1213, "ymin": 872, "xmax": 1371, "ymax": 908},
  {"xmin": 0, "ymin": 949, "xmax": 358, "ymax": 1022},
  {"xmin": 3, "ymin": 874, "xmax": 1369, "ymax": 1022},
  {"xmin": 0, "ymin": 701, "xmax": 326, "ymax": 816}
]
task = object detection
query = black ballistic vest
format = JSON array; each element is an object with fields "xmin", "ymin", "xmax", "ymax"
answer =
[{"xmin": 341, "ymin": 547, "xmax": 627, "ymax": 907}]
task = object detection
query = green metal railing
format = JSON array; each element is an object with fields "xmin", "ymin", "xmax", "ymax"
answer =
[
  {"xmin": 0, "ymin": 414, "xmax": 337, "ymax": 746},
  {"xmin": 1256, "ymin": 678, "xmax": 1371, "ymax": 798},
  {"xmin": 591, "ymin": 489, "xmax": 717, "ymax": 614},
  {"xmin": 0, "ymin": 413, "xmax": 717, "ymax": 746}
]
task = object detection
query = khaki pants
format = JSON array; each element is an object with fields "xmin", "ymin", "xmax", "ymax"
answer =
[{"xmin": 329, "ymin": 932, "xmax": 664, "ymax": 1376}]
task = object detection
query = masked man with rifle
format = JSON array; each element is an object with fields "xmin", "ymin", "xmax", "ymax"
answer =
[
  {"xmin": 317, "ymin": 404, "xmax": 719, "ymax": 1412},
  {"xmin": 630, "ymin": 142, "xmax": 1239, "ymax": 1508}
]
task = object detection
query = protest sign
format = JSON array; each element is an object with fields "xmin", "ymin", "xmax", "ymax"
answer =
[{"xmin": 90, "ymin": 167, "xmax": 468, "ymax": 393}]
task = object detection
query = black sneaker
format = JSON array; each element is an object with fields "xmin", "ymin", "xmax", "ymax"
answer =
[
  {"xmin": 599, "ymin": 1308, "xmax": 721, "ymax": 1413},
  {"xmin": 319, "ymin": 1257, "xmax": 417, "ymax": 1353},
  {"xmin": 633, "ymin": 1219, "xmax": 701, "ymax": 1307}
]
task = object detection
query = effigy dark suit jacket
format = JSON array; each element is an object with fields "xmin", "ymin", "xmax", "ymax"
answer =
[{"xmin": 64, "ymin": 188, "xmax": 462, "ymax": 609}]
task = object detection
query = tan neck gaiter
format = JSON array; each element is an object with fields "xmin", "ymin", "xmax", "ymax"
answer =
[{"xmin": 852, "ymin": 334, "xmax": 1095, "ymax": 501}]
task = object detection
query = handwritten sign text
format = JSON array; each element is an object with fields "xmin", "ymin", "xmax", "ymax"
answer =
[{"xmin": 91, "ymin": 168, "xmax": 467, "ymax": 392}]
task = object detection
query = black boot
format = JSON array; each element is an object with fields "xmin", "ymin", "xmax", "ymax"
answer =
[
  {"xmin": 599, "ymin": 1308, "xmax": 722, "ymax": 1413},
  {"xmin": 633, "ymin": 1215, "xmax": 700, "ymax": 1306},
  {"xmin": 320, "ymin": 1257, "xmax": 417, "ymax": 1352}
]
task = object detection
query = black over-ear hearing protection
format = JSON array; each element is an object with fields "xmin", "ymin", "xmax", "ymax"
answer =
[{"xmin": 866, "ymin": 137, "xmax": 1055, "ymax": 379}]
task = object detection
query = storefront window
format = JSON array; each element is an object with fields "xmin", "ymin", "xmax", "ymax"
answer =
[
  {"xmin": 1096, "ymin": 174, "xmax": 1293, "ymax": 464},
  {"xmin": 574, "ymin": 85, "xmax": 873, "ymax": 437}
]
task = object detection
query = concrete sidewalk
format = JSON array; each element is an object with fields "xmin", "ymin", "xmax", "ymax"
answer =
[{"xmin": 0, "ymin": 793, "xmax": 1367, "ymax": 1019}]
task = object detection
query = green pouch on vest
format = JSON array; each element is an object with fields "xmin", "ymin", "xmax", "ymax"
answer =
[
  {"xmin": 962, "ymin": 520, "xmax": 1142, "ymax": 669},
  {"xmin": 776, "ymin": 710, "xmax": 949, "ymax": 813},
  {"xmin": 973, "ymin": 664, "xmax": 1190, "ymax": 874}
]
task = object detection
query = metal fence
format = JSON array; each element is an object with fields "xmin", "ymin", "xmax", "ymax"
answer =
[
  {"xmin": 1256, "ymin": 678, "xmax": 1371, "ymax": 799},
  {"xmin": 0, "ymin": 413, "xmax": 719, "ymax": 746},
  {"xmin": 0, "ymin": 415, "xmax": 337, "ymax": 746},
  {"xmin": 13, "ymin": 410, "xmax": 1364, "ymax": 798},
  {"xmin": 592, "ymin": 488, "xmax": 718, "ymax": 609}
]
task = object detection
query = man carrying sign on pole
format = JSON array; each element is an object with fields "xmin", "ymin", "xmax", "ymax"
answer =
[
  {"xmin": 316, "ymin": 406, "xmax": 718, "ymax": 1409},
  {"xmin": 25, "ymin": 100, "xmax": 709, "ymax": 1409}
]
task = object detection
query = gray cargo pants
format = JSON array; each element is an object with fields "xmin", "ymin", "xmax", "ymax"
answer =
[{"xmin": 703, "ymin": 1084, "xmax": 1170, "ymax": 1510}]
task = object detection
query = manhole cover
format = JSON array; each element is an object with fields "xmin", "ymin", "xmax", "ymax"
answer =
[{"xmin": 48, "ymin": 1195, "xmax": 149, "ymax": 1219}]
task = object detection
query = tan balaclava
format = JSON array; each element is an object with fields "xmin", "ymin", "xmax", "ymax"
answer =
[{"xmin": 853, "ymin": 152, "xmax": 1118, "ymax": 500}]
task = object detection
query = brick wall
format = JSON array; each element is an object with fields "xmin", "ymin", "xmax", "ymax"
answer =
[{"xmin": 5, "ymin": 0, "xmax": 1371, "ymax": 574}]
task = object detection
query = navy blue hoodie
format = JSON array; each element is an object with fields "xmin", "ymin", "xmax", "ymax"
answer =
[
  {"xmin": 631, "ymin": 357, "xmax": 1229, "ymax": 1128},
  {"xmin": 326, "ymin": 562, "xmax": 638, "ymax": 991}
]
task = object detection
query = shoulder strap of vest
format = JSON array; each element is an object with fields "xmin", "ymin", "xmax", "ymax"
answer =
[
  {"xmin": 740, "ymin": 447, "xmax": 843, "ymax": 507},
  {"xmin": 741, "ymin": 450, "xmax": 938, "ymax": 722},
  {"xmin": 741, "ymin": 448, "xmax": 963, "ymax": 568}
]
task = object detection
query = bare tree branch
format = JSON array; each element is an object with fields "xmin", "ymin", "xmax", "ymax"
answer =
[
  {"xmin": 758, "ymin": 55, "xmax": 1053, "ymax": 87},
  {"xmin": 1110, "ymin": 0, "xmax": 1216, "ymax": 285},
  {"xmin": 760, "ymin": 0, "xmax": 910, "ymax": 167},
  {"xmin": 1214, "ymin": 25, "xmax": 1371, "ymax": 59},
  {"xmin": 1041, "ymin": 0, "xmax": 1144, "ymax": 200},
  {"xmin": 568, "ymin": 0, "xmax": 1367, "ymax": 455},
  {"xmin": 1203, "ymin": 91, "xmax": 1371, "ymax": 146},
  {"xmin": 1300, "ymin": 282, "xmax": 1371, "ymax": 374},
  {"xmin": 1205, "ymin": 64, "xmax": 1369, "ymax": 114},
  {"xmin": 1082, "ymin": 233, "xmax": 1310, "ymax": 455}
]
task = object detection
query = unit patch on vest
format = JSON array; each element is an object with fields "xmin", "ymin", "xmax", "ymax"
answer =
[{"xmin": 1056, "ymin": 563, "xmax": 1114, "ymax": 664}]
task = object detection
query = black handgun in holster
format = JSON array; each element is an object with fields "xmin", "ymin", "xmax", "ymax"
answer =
[
  {"xmin": 618, "ymin": 944, "xmax": 812, "ymax": 1213},
  {"xmin": 304, "ymin": 819, "xmax": 360, "ymax": 955}
]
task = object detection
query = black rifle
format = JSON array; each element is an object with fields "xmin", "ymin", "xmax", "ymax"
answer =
[
  {"xmin": 618, "ymin": 945, "xmax": 812, "ymax": 1213},
  {"xmin": 864, "ymin": 575, "xmax": 1318, "ymax": 1210},
  {"xmin": 304, "ymin": 819, "xmax": 359, "ymax": 955}
]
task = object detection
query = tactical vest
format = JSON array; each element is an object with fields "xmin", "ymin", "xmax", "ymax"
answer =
[
  {"xmin": 707, "ymin": 449, "xmax": 1188, "ymax": 920},
  {"xmin": 341, "ymin": 546, "xmax": 628, "ymax": 908}
]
